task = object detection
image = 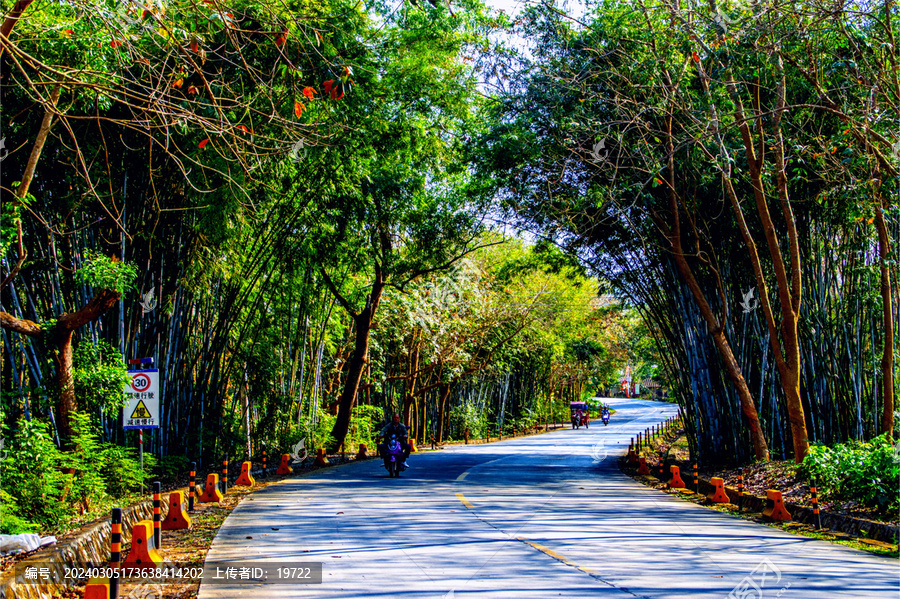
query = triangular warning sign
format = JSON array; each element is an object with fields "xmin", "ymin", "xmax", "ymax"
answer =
[{"xmin": 131, "ymin": 400, "xmax": 152, "ymax": 419}]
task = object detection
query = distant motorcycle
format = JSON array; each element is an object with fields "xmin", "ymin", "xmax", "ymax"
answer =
[
  {"xmin": 602, "ymin": 412, "xmax": 610, "ymax": 426},
  {"xmin": 384, "ymin": 434, "xmax": 405, "ymax": 478}
]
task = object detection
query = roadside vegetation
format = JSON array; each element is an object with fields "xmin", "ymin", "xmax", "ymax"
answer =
[{"xmin": 2, "ymin": 0, "xmax": 896, "ymax": 539}]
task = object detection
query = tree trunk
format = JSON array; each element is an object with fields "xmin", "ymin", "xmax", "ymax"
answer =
[
  {"xmin": 0, "ymin": 0, "xmax": 35, "ymax": 39},
  {"xmin": 875, "ymin": 203, "xmax": 895, "ymax": 439},
  {"xmin": 402, "ymin": 335, "xmax": 420, "ymax": 424},
  {"xmin": 710, "ymin": 64, "xmax": 808, "ymax": 461},
  {"xmin": 1, "ymin": 85, "xmax": 60, "ymax": 290},
  {"xmin": 658, "ymin": 100, "xmax": 770, "ymax": 462},
  {"xmin": 50, "ymin": 328, "xmax": 76, "ymax": 442},
  {"xmin": 437, "ymin": 383, "xmax": 450, "ymax": 442},
  {"xmin": 328, "ymin": 279, "xmax": 384, "ymax": 449}
]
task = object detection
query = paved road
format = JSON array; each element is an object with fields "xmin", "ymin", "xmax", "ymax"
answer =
[{"xmin": 198, "ymin": 398, "xmax": 899, "ymax": 598}]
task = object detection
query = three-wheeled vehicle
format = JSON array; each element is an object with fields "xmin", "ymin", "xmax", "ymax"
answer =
[{"xmin": 570, "ymin": 401, "xmax": 590, "ymax": 429}]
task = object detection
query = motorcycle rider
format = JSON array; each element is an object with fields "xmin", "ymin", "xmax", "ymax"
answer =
[
  {"xmin": 380, "ymin": 414, "xmax": 411, "ymax": 469},
  {"xmin": 601, "ymin": 406, "xmax": 610, "ymax": 423}
]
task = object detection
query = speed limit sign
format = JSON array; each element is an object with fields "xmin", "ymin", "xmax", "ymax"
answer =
[
  {"xmin": 123, "ymin": 369, "xmax": 160, "ymax": 429},
  {"xmin": 131, "ymin": 373, "xmax": 152, "ymax": 393}
]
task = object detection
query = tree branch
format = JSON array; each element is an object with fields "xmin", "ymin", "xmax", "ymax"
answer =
[
  {"xmin": 1, "ymin": 85, "xmax": 61, "ymax": 290},
  {"xmin": 0, "ymin": 311, "xmax": 42, "ymax": 336},
  {"xmin": 0, "ymin": 0, "xmax": 34, "ymax": 40},
  {"xmin": 319, "ymin": 267, "xmax": 358, "ymax": 318}
]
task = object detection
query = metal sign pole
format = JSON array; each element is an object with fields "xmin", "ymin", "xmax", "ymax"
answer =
[{"xmin": 139, "ymin": 429, "xmax": 144, "ymax": 494}]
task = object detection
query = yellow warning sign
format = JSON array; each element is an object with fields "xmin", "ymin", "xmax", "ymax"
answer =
[{"xmin": 130, "ymin": 400, "xmax": 152, "ymax": 419}]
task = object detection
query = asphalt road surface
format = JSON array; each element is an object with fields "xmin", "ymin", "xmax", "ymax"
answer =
[{"xmin": 198, "ymin": 397, "xmax": 900, "ymax": 598}]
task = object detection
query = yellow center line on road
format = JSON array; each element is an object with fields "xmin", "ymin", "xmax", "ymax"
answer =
[
  {"xmin": 455, "ymin": 493, "xmax": 474, "ymax": 509},
  {"xmin": 456, "ymin": 471, "xmax": 468, "ymax": 481},
  {"xmin": 517, "ymin": 537, "xmax": 597, "ymax": 574}
]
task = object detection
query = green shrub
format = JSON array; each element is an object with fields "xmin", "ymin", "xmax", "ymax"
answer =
[
  {"xmin": 102, "ymin": 443, "xmax": 153, "ymax": 496},
  {"xmin": 308, "ymin": 409, "xmax": 336, "ymax": 452},
  {"xmin": 59, "ymin": 412, "xmax": 109, "ymax": 511},
  {"xmin": 1, "ymin": 414, "xmax": 161, "ymax": 533},
  {"xmin": 799, "ymin": 433, "xmax": 899, "ymax": 517},
  {"xmin": 1, "ymin": 419, "xmax": 69, "ymax": 530},
  {"xmin": 348, "ymin": 405, "xmax": 384, "ymax": 450},
  {"xmin": 449, "ymin": 403, "xmax": 488, "ymax": 440},
  {"xmin": 75, "ymin": 250, "xmax": 138, "ymax": 294},
  {"xmin": 0, "ymin": 489, "xmax": 39, "ymax": 534}
]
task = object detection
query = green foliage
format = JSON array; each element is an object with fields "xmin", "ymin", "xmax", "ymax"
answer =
[
  {"xmin": 59, "ymin": 411, "xmax": 109, "ymax": 509},
  {"xmin": 0, "ymin": 489, "xmax": 39, "ymax": 535},
  {"xmin": 73, "ymin": 339, "xmax": 129, "ymax": 414},
  {"xmin": 0, "ymin": 191, "xmax": 32, "ymax": 258},
  {"xmin": 102, "ymin": 443, "xmax": 154, "ymax": 497},
  {"xmin": 449, "ymin": 403, "xmax": 488, "ymax": 440},
  {"xmin": 506, "ymin": 411, "xmax": 537, "ymax": 435},
  {"xmin": 799, "ymin": 434, "xmax": 900, "ymax": 517},
  {"xmin": 348, "ymin": 405, "xmax": 384, "ymax": 451},
  {"xmin": 1, "ymin": 419, "xmax": 68, "ymax": 530},
  {"xmin": 75, "ymin": 250, "xmax": 138, "ymax": 294},
  {"xmin": 297, "ymin": 409, "xmax": 337, "ymax": 455}
]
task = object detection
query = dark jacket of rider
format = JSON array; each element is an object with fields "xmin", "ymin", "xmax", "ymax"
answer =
[{"xmin": 381, "ymin": 422, "xmax": 409, "ymax": 440}]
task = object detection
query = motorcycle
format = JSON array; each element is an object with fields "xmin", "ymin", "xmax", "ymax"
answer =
[
  {"xmin": 602, "ymin": 412, "xmax": 610, "ymax": 426},
  {"xmin": 383, "ymin": 434, "xmax": 405, "ymax": 478}
]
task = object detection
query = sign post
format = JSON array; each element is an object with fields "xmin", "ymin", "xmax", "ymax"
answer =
[{"xmin": 124, "ymin": 358, "xmax": 159, "ymax": 492}]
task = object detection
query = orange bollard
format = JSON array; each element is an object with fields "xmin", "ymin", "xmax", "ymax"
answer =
[
  {"xmin": 162, "ymin": 491, "xmax": 192, "ymax": 530},
  {"xmin": 668, "ymin": 465, "xmax": 686, "ymax": 489},
  {"xmin": 197, "ymin": 473, "xmax": 224, "ymax": 503},
  {"xmin": 763, "ymin": 489, "xmax": 792, "ymax": 521},
  {"xmin": 276, "ymin": 453, "xmax": 293, "ymax": 475},
  {"xmin": 315, "ymin": 448, "xmax": 329, "ymax": 467},
  {"xmin": 235, "ymin": 461, "xmax": 255, "ymax": 486},
  {"xmin": 122, "ymin": 521, "xmax": 163, "ymax": 571},
  {"xmin": 707, "ymin": 477, "xmax": 730, "ymax": 503},
  {"xmin": 356, "ymin": 444, "xmax": 368, "ymax": 459},
  {"xmin": 84, "ymin": 578, "xmax": 110, "ymax": 599},
  {"xmin": 408, "ymin": 438, "xmax": 418, "ymax": 453},
  {"xmin": 637, "ymin": 457, "xmax": 650, "ymax": 475}
]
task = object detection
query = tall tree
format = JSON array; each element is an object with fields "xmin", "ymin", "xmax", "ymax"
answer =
[
  {"xmin": 1, "ymin": 0, "xmax": 351, "ymax": 441},
  {"xmin": 292, "ymin": 2, "xmax": 493, "ymax": 447}
]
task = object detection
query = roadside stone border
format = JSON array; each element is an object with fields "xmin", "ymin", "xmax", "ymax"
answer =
[
  {"xmin": 625, "ymin": 464, "xmax": 899, "ymax": 546},
  {"xmin": 0, "ymin": 497, "xmax": 157, "ymax": 599},
  {"xmin": 0, "ymin": 464, "xmax": 268, "ymax": 599}
]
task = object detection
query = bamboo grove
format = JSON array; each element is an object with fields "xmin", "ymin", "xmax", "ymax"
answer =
[{"xmin": 475, "ymin": 0, "xmax": 899, "ymax": 464}]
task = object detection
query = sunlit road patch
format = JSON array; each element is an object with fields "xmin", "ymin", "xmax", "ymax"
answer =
[{"xmin": 199, "ymin": 398, "xmax": 899, "ymax": 598}]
